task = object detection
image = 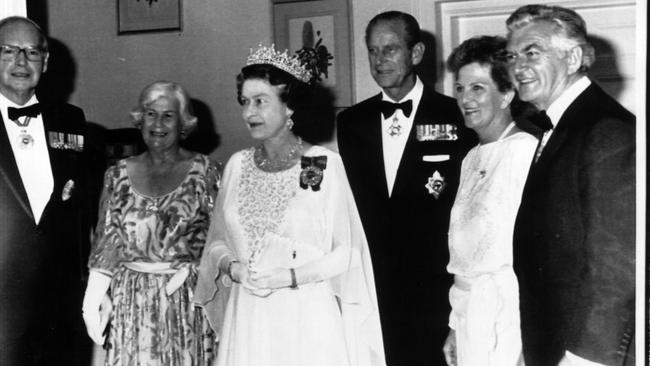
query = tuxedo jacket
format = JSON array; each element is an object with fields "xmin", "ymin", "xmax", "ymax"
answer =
[
  {"xmin": 337, "ymin": 86, "xmax": 475, "ymax": 365},
  {"xmin": 513, "ymin": 83, "xmax": 635, "ymax": 366},
  {"xmin": 0, "ymin": 102, "xmax": 90, "ymax": 365}
]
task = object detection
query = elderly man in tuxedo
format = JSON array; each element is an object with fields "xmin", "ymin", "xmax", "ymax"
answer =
[
  {"xmin": 336, "ymin": 11, "xmax": 475, "ymax": 366},
  {"xmin": 0, "ymin": 16, "xmax": 90, "ymax": 365},
  {"xmin": 507, "ymin": 5, "xmax": 635, "ymax": 366}
]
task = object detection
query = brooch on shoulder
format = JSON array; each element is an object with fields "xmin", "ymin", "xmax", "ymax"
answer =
[{"xmin": 300, "ymin": 156, "xmax": 327, "ymax": 191}]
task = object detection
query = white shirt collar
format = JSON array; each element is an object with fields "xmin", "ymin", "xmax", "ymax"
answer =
[
  {"xmin": 0, "ymin": 92, "xmax": 52, "ymax": 224},
  {"xmin": 546, "ymin": 76, "xmax": 591, "ymax": 127},
  {"xmin": 0, "ymin": 93, "xmax": 40, "ymax": 125},
  {"xmin": 381, "ymin": 76, "xmax": 424, "ymax": 109}
]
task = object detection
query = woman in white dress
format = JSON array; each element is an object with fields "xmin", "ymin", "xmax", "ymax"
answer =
[
  {"xmin": 194, "ymin": 44, "xmax": 385, "ymax": 366},
  {"xmin": 441, "ymin": 36, "xmax": 538, "ymax": 366}
]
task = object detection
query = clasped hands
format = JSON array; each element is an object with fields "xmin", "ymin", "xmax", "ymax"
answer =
[{"xmin": 229, "ymin": 261, "xmax": 293, "ymax": 297}]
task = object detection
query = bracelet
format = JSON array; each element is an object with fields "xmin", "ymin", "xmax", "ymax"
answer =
[
  {"xmin": 227, "ymin": 260, "xmax": 239, "ymax": 282},
  {"xmin": 289, "ymin": 268, "xmax": 298, "ymax": 289}
]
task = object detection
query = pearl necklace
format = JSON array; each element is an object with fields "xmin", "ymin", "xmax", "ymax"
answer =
[{"xmin": 254, "ymin": 137, "xmax": 303, "ymax": 172}]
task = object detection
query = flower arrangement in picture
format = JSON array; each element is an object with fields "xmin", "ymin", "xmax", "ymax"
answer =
[{"xmin": 296, "ymin": 21, "xmax": 334, "ymax": 84}]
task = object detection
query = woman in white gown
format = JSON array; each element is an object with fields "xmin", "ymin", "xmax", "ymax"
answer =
[
  {"xmin": 194, "ymin": 44, "xmax": 385, "ymax": 366},
  {"xmin": 441, "ymin": 36, "xmax": 538, "ymax": 366}
]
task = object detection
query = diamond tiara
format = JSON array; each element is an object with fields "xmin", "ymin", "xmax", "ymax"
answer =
[{"xmin": 246, "ymin": 44, "xmax": 312, "ymax": 83}]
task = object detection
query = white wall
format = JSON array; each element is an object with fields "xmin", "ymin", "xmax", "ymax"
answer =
[
  {"xmin": 1, "ymin": 0, "xmax": 26, "ymax": 19},
  {"xmin": 47, "ymin": 0, "xmax": 273, "ymax": 163},
  {"xmin": 45, "ymin": 0, "xmax": 419, "ymax": 162},
  {"xmin": 349, "ymin": 0, "xmax": 418, "ymax": 102},
  {"xmin": 45, "ymin": 0, "xmax": 640, "ymax": 163}
]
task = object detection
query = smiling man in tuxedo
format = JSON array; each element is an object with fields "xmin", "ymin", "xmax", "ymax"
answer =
[
  {"xmin": 336, "ymin": 11, "xmax": 475, "ymax": 366},
  {"xmin": 506, "ymin": 5, "xmax": 635, "ymax": 366},
  {"xmin": 0, "ymin": 16, "xmax": 90, "ymax": 365}
]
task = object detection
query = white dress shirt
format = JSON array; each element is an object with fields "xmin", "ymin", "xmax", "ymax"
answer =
[
  {"xmin": 381, "ymin": 77, "xmax": 424, "ymax": 196},
  {"xmin": 537, "ymin": 76, "xmax": 591, "ymax": 157},
  {"xmin": 1, "ymin": 93, "xmax": 54, "ymax": 224}
]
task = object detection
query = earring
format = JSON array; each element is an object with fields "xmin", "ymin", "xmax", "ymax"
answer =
[{"xmin": 286, "ymin": 117, "xmax": 294, "ymax": 130}]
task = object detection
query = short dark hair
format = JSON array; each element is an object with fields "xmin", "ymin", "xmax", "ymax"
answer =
[
  {"xmin": 446, "ymin": 36, "xmax": 513, "ymax": 93},
  {"xmin": 365, "ymin": 11, "xmax": 421, "ymax": 48},
  {"xmin": 506, "ymin": 4, "xmax": 594, "ymax": 72},
  {"xmin": 0, "ymin": 16, "xmax": 48, "ymax": 52},
  {"xmin": 236, "ymin": 64, "xmax": 335, "ymax": 144}
]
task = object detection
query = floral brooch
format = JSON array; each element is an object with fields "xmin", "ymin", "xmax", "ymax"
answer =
[{"xmin": 300, "ymin": 156, "xmax": 327, "ymax": 191}]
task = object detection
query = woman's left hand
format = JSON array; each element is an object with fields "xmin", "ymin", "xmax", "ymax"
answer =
[{"xmin": 249, "ymin": 268, "xmax": 292, "ymax": 289}]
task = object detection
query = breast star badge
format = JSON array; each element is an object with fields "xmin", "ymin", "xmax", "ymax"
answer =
[{"xmin": 425, "ymin": 171, "xmax": 447, "ymax": 199}]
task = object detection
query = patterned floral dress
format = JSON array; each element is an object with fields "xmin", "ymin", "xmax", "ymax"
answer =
[{"xmin": 88, "ymin": 154, "xmax": 220, "ymax": 366}]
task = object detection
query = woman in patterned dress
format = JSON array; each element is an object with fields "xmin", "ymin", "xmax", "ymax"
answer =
[
  {"xmin": 441, "ymin": 36, "xmax": 538, "ymax": 366},
  {"xmin": 194, "ymin": 45, "xmax": 385, "ymax": 366},
  {"xmin": 82, "ymin": 81, "xmax": 220, "ymax": 365}
]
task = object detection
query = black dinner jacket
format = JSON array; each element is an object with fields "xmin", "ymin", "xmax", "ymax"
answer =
[
  {"xmin": 337, "ymin": 85, "xmax": 475, "ymax": 365},
  {"xmin": 513, "ymin": 82, "xmax": 635, "ymax": 366},
  {"xmin": 0, "ymin": 102, "xmax": 89, "ymax": 365}
]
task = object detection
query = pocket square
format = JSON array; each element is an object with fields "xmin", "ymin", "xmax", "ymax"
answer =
[{"xmin": 422, "ymin": 154, "xmax": 450, "ymax": 162}]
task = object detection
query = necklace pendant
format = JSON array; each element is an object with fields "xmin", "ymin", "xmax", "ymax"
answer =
[{"xmin": 478, "ymin": 169, "xmax": 486, "ymax": 178}]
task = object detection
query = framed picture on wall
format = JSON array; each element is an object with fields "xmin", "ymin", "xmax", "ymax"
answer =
[
  {"xmin": 273, "ymin": 0, "xmax": 353, "ymax": 107},
  {"xmin": 118, "ymin": 0, "xmax": 182, "ymax": 34}
]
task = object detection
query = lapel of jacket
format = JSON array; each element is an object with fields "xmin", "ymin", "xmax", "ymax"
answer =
[
  {"xmin": 39, "ymin": 103, "xmax": 66, "ymax": 224},
  {"xmin": 533, "ymin": 84, "xmax": 595, "ymax": 174},
  {"xmin": 390, "ymin": 88, "xmax": 431, "ymax": 199},
  {"xmin": 0, "ymin": 115, "xmax": 35, "ymax": 219},
  {"xmin": 367, "ymin": 95, "xmax": 390, "ymax": 198}
]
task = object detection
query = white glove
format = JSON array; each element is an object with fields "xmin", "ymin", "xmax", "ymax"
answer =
[{"xmin": 82, "ymin": 270, "xmax": 112, "ymax": 345}]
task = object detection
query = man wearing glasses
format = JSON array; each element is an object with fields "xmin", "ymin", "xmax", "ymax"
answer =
[{"xmin": 0, "ymin": 16, "xmax": 90, "ymax": 365}]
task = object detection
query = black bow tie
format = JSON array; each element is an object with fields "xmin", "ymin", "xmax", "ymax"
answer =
[
  {"xmin": 530, "ymin": 110, "xmax": 553, "ymax": 132},
  {"xmin": 8, "ymin": 103, "xmax": 41, "ymax": 121},
  {"xmin": 380, "ymin": 100, "xmax": 413, "ymax": 119}
]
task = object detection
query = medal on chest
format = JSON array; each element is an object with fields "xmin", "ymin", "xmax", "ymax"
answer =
[
  {"xmin": 11, "ymin": 115, "xmax": 35, "ymax": 149},
  {"xmin": 387, "ymin": 116, "xmax": 402, "ymax": 137},
  {"xmin": 17, "ymin": 130, "xmax": 35, "ymax": 149}
]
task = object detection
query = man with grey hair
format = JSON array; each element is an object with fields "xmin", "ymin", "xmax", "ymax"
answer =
[
  {"xmin": 0, "ymin": 16, "xmax": 90, "ymax": 365},
  {"xmin": 507, "ymin": 4, "xmax": 635, "ymax": 366},
  {"xmin": 337, "ymin": 10, "xmax": 476, "ymax": 366}
]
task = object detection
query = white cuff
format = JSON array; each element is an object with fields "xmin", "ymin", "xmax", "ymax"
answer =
[{"xmin": 559, "ymin": 351, "xmax": 607, "ymax": 366}]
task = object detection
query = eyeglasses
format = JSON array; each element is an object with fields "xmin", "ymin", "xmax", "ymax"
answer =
[{"xmin": 0, "ymin": 45, "xmax": 46, "ymax": 61}]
